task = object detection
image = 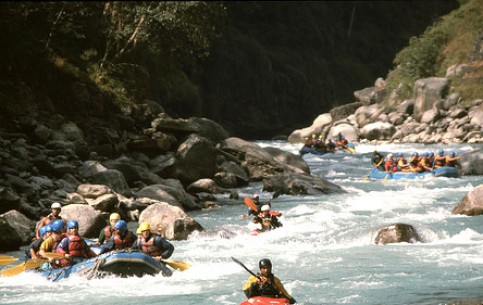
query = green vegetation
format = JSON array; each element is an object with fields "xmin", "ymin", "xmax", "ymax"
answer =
[{"xmin": 385, "ymin": 0, "xmax": 483, "ymax": 106}]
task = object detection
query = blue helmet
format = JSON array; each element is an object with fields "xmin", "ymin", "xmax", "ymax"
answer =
[
  {"xmin": 67, "ymin": 220, "xmax": 79, "ymax": 229},
  {"xmin": 438, "ymin": 149, "xmax": 444, "ymax": 155},
  {"xmin": 50, "ymin": 220, "xmax": 65, "ymax": 233},
  {"xmin": 396, "ymin": 152, "xmax": 402, "ymax": 157},
  {"xmin": 114, "ymin": 220, "xmax": 128, "ymax": 233},
  {"xmin": 450, "ymin": 152, "xmax": 456, "ymax": 157},
  {"xmin": 39, "ymin": 225, "xmax": 51, "ymax": 237},
  {"xmin": 430, "ymin": 152, "xmax": 434, "ymax": 156}
]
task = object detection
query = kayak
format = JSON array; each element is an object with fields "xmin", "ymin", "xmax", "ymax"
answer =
[
  {"xmin": 368, "ymin": 166, "xmax": 460, "ymax": 180},
  {"xmin": 37, "ymin": 249, "xmax": 173, "ymax": 281},
  {"xmin": 240, "ymin": 296, "xmax": 290, "ymax": 305}
]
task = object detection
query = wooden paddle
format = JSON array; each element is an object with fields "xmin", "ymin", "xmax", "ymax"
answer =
[
  {"xmin": 1, "ymin": 258, "xmax": 48, "ymax": 277},
  {"xmin": 161, "ymin": 259, "xmax": 190, "ymax": 271}
]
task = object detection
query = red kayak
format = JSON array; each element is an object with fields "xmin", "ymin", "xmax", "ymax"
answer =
[{"xmin": 240, "ymin": 296, "xmax": 290, "ymax": 305}]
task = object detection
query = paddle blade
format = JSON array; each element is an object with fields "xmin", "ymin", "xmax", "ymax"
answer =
[
  {"xmin": 1, "ymin": 258, "xmax": 48, "ymax": 277},
  {"xmin": 244, "ymin": 197, "xmax": 258, "ymax": 212},
  {"xmin": 162, "ymin": 259, "xmax": 190, "ymax": 271},
  {"xmin": 0, "ymin": 257, "xmax": 19, "ymax": 266}
]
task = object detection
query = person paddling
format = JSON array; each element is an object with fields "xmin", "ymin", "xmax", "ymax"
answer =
[
  {"xmin": 243, "ymin": 258, "xmax": 297, "ymax": 304},
  {"xmin": 252, "ymin": 205, "xmax": 282, "ymax": 233},
  {"xmin": 371, "ymin": 150, "xmax": 385, "ymax": 170},
  {"xmin": 131, "ymin": 222, "xmax": 174, "ymax": 263},
  {"xmin": 98, "ymin": 220, "xmax": 137, "ymax": 254},
  {"xmin": 56, "ymin": 220, "xmax": 97, "ymax": 266},
  {"xmin": 26, "ymin": 225, "xmax": 52, "ymax": 259}
]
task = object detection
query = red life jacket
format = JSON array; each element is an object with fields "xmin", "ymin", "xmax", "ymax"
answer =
[
  {"xmin": 137, "ymin": 234, "xmax": 163, "ymax": 256},
  {"xmin": 113, "ymin": 231, "xmax": 136, "ymax": 250},
  {"xmin": 104, "ymin": 225, "xmax": 114, "ymax": 239},
  {"xmin": 66, "ymin": 234, "xmax": 89, "ymax": 258}
]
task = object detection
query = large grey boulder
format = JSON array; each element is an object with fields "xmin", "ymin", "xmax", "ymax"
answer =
[
  {"xmin": 287, "ymin": 113, "xmax": 333, "ymax": 143},
  {"xmin": 54, "ymin": 204, "xmax": 106, "ymax": 238},
  {"xmin": 452, "ymin": 185, "xmax": 483, "ymax": 216},
  {"xmin": 138, "ymin": 202, "xmax": 203, "ymax": 240},
  {"xmin": 413, "ymin": 77, "xmax": 450, "ymax": 121},
  {"xmin": 0, "ymin": 210, "xmax": 35, "ymax": 250}
]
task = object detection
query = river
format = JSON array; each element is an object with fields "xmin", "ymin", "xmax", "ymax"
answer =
[{"xmin": 1, "ymin": 142, "xmax": 482, "ymax": 305}]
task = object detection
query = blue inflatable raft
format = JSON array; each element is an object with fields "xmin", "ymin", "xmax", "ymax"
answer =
[
  {"xmin": 368, "ymin": 166, "xmax": 460, "ymax": 180},
  {"xmin": 38, "ymin": 250, "xmax": 173, "ymax": 281}
]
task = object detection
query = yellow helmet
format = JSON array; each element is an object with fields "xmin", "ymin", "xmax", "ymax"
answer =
[
  {"xmin": 136, "ymin": 222, "xmax": 151, "ymax": 234},
  {"xmin": 109, "ymin": 213, "xmax": 121, "ymax": 221}
]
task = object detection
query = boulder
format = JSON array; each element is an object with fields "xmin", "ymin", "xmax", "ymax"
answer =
[
  {"xmin": 138, "ymin": 202, "xmax": 204, "ymax": 240},
  {"xmin": 287, "ymin": 113, "xmax": 333, "ymax": 143},
  {"xmin": 360, "ymin": 121, "xmax": 396, "ymax": 140},
  {"xmin": 413, "ymin": 77, "xmax": 450, "ymax": 121},
  {"xmin": 262, "ymin": 173, "xmax": 345, "ymax": 196},
  {"xmin": 0, "ymin": 210, "xmax": 35, "ymax": 250},
  {"xmin": 374, "ymin": 223, "xmax": 422, "ymax": 244},
  {"xmin": 452, "ymin": 185, "xmax": 483, "ymax": 216},
  {"xmin": 59, "ymin": 204, "xmax": 106, "ymax": 238}
]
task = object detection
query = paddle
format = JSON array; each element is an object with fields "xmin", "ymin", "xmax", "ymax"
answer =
[
  {"xmin": 1, "ymin": 258, "xmax": 48, "ymax": 277},
  {"xmin": 231, "ymin": 257, "xmax": 260, "ymax": 279},
  {"xmin": 0, "ymin": 256, "xmax": 19, "ymax": 266},
  {"xmin": 161, "ymin": 259, "xmax": 190, "ymax": 271},
  {"xmin": 244, "ymin": 197, "xmax": 259, "ymax": 212}
]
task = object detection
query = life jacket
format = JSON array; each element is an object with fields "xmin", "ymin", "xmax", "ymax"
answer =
[
  {"xmin": 434, "ymin": 156, "xmax": 446, "ymax": 168},
  {"xmin": 259, "ymin": 274, "xmax": 280, "ymax": 297},
  {"xmin": 137, "ymin": 234, "xmax": 164, "ymax": 257},
  {"xmin": 396, "ymin": 157, "xmax": 408, "ymax": 168},
  {"xmin": 113, "ymin": 231, "xmax": 136, "ymax": 250},
  {"xmin": 384, "ymin": 160, "xmax": 398, "ymax": 173},
  {"xmin": 104, "ymin": 225, "xmax": 114, "ymax": 240},
  {"xmin": 65, "ymin": 234, "xmax": 89, "ymax": 258},
  {"xmin": 445, "ymin": 156, "xmax": 459, "ymax": 167}
]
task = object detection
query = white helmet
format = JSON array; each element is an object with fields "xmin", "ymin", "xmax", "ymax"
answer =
[
  {"xmin": 261, "ymin": 205, "xmax": 270, "ymax": 212},
  {"xmin": 51, "ymin": 202, "xmax": 62, "ymax": 209}
]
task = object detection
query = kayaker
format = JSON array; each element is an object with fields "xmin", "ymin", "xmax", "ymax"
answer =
[
  {"xmin": 35, "ymin": 202, "xmax": 66, "ymax": 239},
  {"xmin": 252, "ymin": 205, "xmax": 282, "ymax": 232},
  {"xmin": 97, "ymin": 212, "xmax": 121, "ymax": 245},
  {"xmin": 243, "ymin": 258, "xmax": 297, "ymax": 304},
  {"xmin": 98, "ymin": 220, "xmax": 137, "ymax": 254},
  {"xmin": 131, "ymin": 222, "xmax": 174, "ymax": 263},
  {"xmin": 26, "ymin": 225, "xmax": 52, "ymax": 259},
  {"xmin": 56, "ymin": 220, "xmax": 97, "ymax": 266},
  {"xmin": 371, "ymin": 150, "xmax": 385, "ymax": 170}
]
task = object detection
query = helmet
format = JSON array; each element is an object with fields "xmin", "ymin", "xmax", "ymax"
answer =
[
  {"xmin": 319, "ymin": 135, "xmax": 323, "ymax": 139},
  {"xmin": 253, "ymin": 194, "xmax": 259, "ymax": 199},
  {"xmin": 136, "ymin": 222, "xmax": 151, "ymax": 234},
  {"xmin": 67, "ymin": 220, "xmax": 79, "ymax": 229},
  {"xmin": 430, "ymin": 152, "xmax": 434, "ymax": 156},
  {"xmin": 50, "ymin": 220, "xmax": 65, "ymax": 233},
  {"xmin": 39, "ymin": 225, "xmax": 50, "ymax": 237},
  {"xmin": 51, "ymin": 202, "xmax": 62, "ymax": 209},
  {"xmin": 261, "ymin": 205, "xmax": 270, "ymax": 212},
  {"xmin": 311, "ymin": 134, "xmax": 316, "ymax": 138},
  {"xmin": 387, "ymin": 153, "xmax": 393, "ymax": 159},
  {"xmin": 438, "ymin": 149, "xmax": 444, "ymax": 155},
  {"xmin": 450, "ymin": 152, "xmax": 456, "ymax": 157},
  {"xmin": 259, "ymin": 258, "xmax": 272, "ymax": 269},
  {"xmin": 396, "ymin": 152, "xmax": 402, "ymax": 157},
  {"xmin": 114, "ymin": 220, "xmax": 128, "ymax": 233},
  {"xmin": 109, "ymin": 213, "xmax": 121, "ymax": 221}
]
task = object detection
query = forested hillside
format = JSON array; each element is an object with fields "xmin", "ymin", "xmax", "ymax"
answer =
[{"xmin": 0, "ymin": 1, "xmax": 462, "ymax": 139}]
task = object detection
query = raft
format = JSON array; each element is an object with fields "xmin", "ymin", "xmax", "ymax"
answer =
[
  {"xmin": 299, "ymin": 142, "xmax": 355, "ymax": 156},
  {"xmin": 38, "ymin": 249, "xmax": 173, "ymax": 281},
  {"xmin": 240, "ymin": 296, "xmax": 290, "ymax": 305},
  {"xmin": 368, "ymin": 166, "xmax": 460, "ymax": 180}
]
